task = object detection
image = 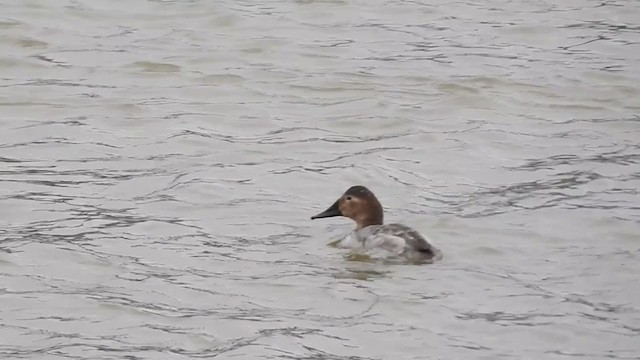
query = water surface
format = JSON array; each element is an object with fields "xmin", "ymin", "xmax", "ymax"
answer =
[{"xmin": 1, "ymin": 0, "xmax": 639, "ymax": 359}]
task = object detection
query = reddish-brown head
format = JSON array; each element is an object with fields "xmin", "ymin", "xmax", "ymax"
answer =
[{"xmin": 311, "ymin": 185, "xmax": 384, "ymax": 229}]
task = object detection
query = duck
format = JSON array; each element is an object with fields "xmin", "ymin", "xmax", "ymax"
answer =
[{"xmin": 311, "ymin": 185, "xmax": 441, "ymax": 262}]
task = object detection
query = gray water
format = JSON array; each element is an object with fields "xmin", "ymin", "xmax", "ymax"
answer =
[{"xmin": 1, "ymin": 0, "xmax": 639, "ymax": 359}]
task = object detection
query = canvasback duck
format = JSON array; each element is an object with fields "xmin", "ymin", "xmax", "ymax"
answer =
[{"xmin": 311, "ymin": 185, "xmax": 441, "ymax": 262}]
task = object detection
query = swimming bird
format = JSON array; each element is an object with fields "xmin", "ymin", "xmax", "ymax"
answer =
[{"xmin": 311, "ymin": 185, "xmax": 441, "ymax": 262}]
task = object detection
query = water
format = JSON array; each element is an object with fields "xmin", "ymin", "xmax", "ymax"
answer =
[{"xmin": 1, "ymin": 0, "xmax": 639, "ymax": 359}]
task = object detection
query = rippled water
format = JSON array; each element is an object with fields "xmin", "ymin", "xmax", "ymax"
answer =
[{"xmin": 1, "ymin": 0, "xmax": 639, "ymax": 359}]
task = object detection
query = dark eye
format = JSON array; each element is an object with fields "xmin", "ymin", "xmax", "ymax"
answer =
[{"xmin": 346, "ymin": 196, "xmax": 352, "ymax": 201}]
